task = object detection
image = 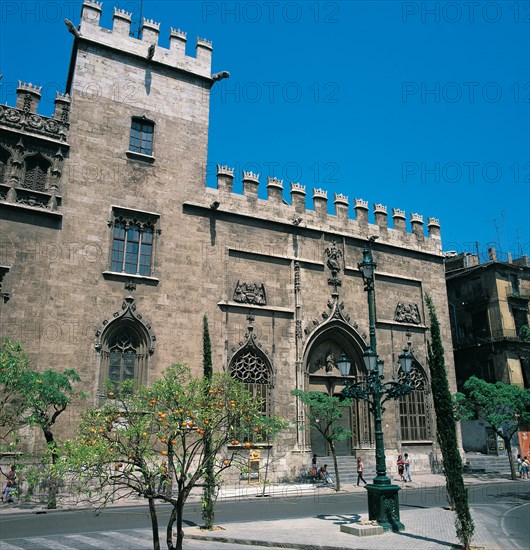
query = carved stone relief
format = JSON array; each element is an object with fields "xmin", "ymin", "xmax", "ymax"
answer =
[
  {"xmin": 394, "ymin": 302, "xmax": 421, "ymax": 324},
  {"xmin": 233, "ymin": 281, "xmax": 266, "ymax": 305}
]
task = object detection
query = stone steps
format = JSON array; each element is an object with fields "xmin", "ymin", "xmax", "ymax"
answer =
[{"xmin": 464, "ymin": 453, "xmax": 513, "ymax": 474}]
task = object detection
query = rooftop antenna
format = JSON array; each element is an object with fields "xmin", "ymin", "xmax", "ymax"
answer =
[{"xmin": 475, "ymin": 241, "xmax": 480, "ymax": 264}]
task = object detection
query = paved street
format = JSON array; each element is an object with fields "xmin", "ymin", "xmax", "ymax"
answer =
[{"xmin": 1, "ymin": 474, "xmax": 529, "ymax": 549}]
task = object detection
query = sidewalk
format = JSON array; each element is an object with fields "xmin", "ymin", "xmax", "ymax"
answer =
[{"xmin": 1, "ymin": 473, "xmax": 528, "ymax": 550}]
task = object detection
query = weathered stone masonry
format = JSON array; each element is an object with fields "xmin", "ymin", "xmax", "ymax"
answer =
[{"xmin": 0, "ymin": 0, "xmax": 458, "ymax": 479}]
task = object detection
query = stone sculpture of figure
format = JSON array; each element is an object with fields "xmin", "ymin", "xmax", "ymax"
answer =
[
  {"xmin": 325, "ymin": 352, "xmax": 336, "ymax": 373},
  {"xmin": 325, "ymin": 241, "xmax": 342, "ymax": 276}
]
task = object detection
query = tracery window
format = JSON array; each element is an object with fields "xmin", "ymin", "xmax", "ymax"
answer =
[
  {"xmin": 129, "ymin": 117, "xmax": 154, "ymax": 156},
  {"xmin": 100, "ymin": 323, "xmax": 150, "ymax": 391},
  {"xmin": 109, "ymin": 210, "xmax": 159, "ymax": 277},
  {"xmin": 23, "ymin": 154, "xmax": 49, "ymax": 191},
  {"xmin": 229, "ymin": 350, "xmax": 272, "ymax": 441},
  {"xmin": 398, "ymin": 364, "xmax": 431, "ymax": 441}
]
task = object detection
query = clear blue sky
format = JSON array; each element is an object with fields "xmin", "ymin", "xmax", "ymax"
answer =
[{"xmin": 1, "ymin": 1, "xmax": 528, "ymax": 261}]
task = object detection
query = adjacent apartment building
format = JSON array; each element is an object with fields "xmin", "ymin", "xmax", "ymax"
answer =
[{"xmin": 445, "ymin": 249, "xmax": 530, "ymax": 453}]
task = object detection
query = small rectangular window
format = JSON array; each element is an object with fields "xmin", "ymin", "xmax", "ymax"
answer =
[{"xmin": 129, "ymin": 118, "xmax": 154, "ymax": 156}]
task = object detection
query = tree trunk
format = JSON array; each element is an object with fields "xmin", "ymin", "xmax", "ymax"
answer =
[
  {"xmin": 166, "ymin": 505, "xmax": 177, "ymax": 550},
  {"xmin": 167, "ymin": 486, "xmax": 186, "ymax": 550},
  {"xmin": 503, "ymin": 436, "xmax": 517, "ymax": 480},
  {"xmin": 147, "ymin": 496, "xmax": 160, "ymax": 550},
  {"xmin": 330, "ymin": 441, "xmax": 340, "ymax": 491},
  {"xmin": 43, "ymin": 427, "xmax": 58, "ymax": 510}
]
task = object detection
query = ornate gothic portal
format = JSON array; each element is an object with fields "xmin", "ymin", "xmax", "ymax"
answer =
[
  {"xmin": 305, "ymin": 325, "xmax": 374, "ymax": 456},
  {"xmin": 301, "ymin": 240, "xmax": 375, "ymax": 456}
]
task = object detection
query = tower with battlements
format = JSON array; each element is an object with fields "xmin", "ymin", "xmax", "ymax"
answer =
[{"xmin": 0, "ymin": 0, "xmax": 459, "ymax": 479}]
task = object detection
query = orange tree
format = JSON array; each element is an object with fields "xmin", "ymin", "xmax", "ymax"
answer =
[
  {"xmin": 0, "ymin": 338, "xmax": 30, "ymax": 450},
  {"xmin": 59, "ymin": 364, "xmax": 284, "ymax": 550}
]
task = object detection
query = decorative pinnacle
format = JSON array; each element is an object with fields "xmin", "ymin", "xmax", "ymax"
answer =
[
  {"xmin": 17, "ymin": 81, "xmax": 42, "ymax": 94},
  {"xmin": 410, "ymin": 213, "xmax": 424, "ymax": 224},
  {"xmin": 354, "ymin": 198, "xmax": 368, "ymax": 209},
  {"xmin": 55, "ymin": 92, "xmax": 71, "ymax": 102},
  {"xmin": 290, "ymin": 182, "xmax": 306, "ymax": 194},
  {"xmin": 313, "ymin": 188, "xmax": 328, "ymax": 199},
  {"xmin": 217, "ymin": 164, "xmax": 234, "ymax": 177},
  {"xmin": 114, "ymin": 7, "xmax": 132, "ymax": 20},
  {"xmin": 267, "ymin": 176, "xmax": 283, "ymax": 189},
  {"xmin": 242, "ymin": 170, "xmax": 260, "ymax": 183},
  {"xmin": 334, "ymin": 193, "xmax": 349, "ymax": 204},
  {"xmin": 170, "ymin": 28, "xmax": 187, "ymax": 39},
  {"xmin": 197, "ymin": 36, "xmax": 213, "ymax": 49},
  {"xmin": 373, "ymin": 203, "xmax": 387, "ymax": 214},
  {"xmin": 392, "ymin": 208, "xmax": 406, "ymax": 219},
  {"xmin": 142, "ymin": 18, "xmax": 160, "ymax": 30},
  {"xmin": 427, "ymin": 217, "xmax": 440, "ymax": 227},
  {"xmin": 84, "ymin": 0, "xmax": 102, "ymax": 8}
]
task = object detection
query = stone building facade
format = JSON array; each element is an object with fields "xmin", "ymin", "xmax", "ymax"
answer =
[
  {"xmin": 445, "ymin": 249, "xmax": 530, "ymax": 454},
  {"xmin": 0, "ymin": 1, "xmax": 457, "ymax": 479}
]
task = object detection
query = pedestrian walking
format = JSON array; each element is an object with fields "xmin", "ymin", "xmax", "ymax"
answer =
[
  {"xmin": 404, "ymin": 453, "xmax": 412, "ymax": 482},
  {"xmin": 517, "ymin": 454, "xmax": 523, "ymax": 478},
  {"xmin": 397, "ymin": 454, "xmax": 406, "ymax": 482},
  {"xmin": 356, "ymin": 457, "xmax": 367, "ymax": 486},
  {"xmin": 522, "ymin": 457, "xmax": 529, "ymax": 479},
  {"xmin": 311, "ymin": 453, "xmax": 318, "ymax": 480},
  {"xmin": 2, "ymin": 465, "xmax": 17, "ymax": 502}
]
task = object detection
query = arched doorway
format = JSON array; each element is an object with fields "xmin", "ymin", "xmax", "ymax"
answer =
[{"xmin": 303, "ymin": 318, "xmax": 374, "ymax": 456}]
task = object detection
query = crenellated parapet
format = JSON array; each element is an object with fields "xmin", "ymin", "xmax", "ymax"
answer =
[
  {"xmin": 354, "ymin": 198, "xmax": 369, "ymax": 225},
  {"xmin": 410, "ymin": 213, "xmax": 424, "ymax": 238},
  {"xmin": 334, "ymin": 193, "xmax": 349, "ymax": 221},
  {"xmin": 216, "ymin": 164, "xmax": 234, "ymax": 193},
  {"xmin": 77, "ymin": 0, "xmax": 213, "ymax": 78},
  {"xmin": 290, "ymin": 182, "xmax": 306, "ymax": 213},
  {"xmin": 243, "ymin": 171, "xmax": 260, "ymax": 198},
  {"xmin": 267, "ymin": 177, "xmax": 284, "ymax": 203},
  {"xmin": 313, "ymin": 188, "xmax": 328, "ymax": 217},
  {"xmin": 207, "ymin": 168, "xmax": 442, "ymax": 251},
  {"xmin": 0, "ymin": 83, "xmax": 70, "ymax": 143},
  {"xmin": 373, "ymin": 203, "xmax": 388, "ymax": 230}
]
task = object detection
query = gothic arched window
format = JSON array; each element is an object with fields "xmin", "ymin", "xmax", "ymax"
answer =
[
  {"xmin": 23, "ymin": 154, "xmax": 50, "ymax": 191},
  {"xmin": 229, "ymin": 349, "xmax": 272, "ymax": 441},
  {"xmin": 100, "ymin": 322, "xmax": 150, "ymax": 391},
  {"xmin": 398, "ymin": 364, "xmax": 431, "ymax": 442}
]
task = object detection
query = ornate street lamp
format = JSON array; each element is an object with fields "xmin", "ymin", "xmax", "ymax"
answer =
[
  {"xmin": 337, "ymin": 353, "xmax": 352, "ymax": 377},
  {"xmin": 341, "ymin": 237, "xmax": 413, "ymax": 532}
]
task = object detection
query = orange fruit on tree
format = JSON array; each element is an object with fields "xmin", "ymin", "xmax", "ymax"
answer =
[
  {"xmin": 245, "ymin": 442, "xmax": 252, "ymax": 448},
  {"xmin": 223, "ymin": 459, "xmax": 230, "ymax": 466},
  {"xmin": 161, "ymin": 450, "xmax": 168, "ymax": 456}
]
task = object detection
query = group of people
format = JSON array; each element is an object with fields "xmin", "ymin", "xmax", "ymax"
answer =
[
  {"xmin": 517, "ymin": 455, "xmax": 530, "ymax": 478},
  {"xmin": 310, "ymin": 454, "xmax": 411, "ymax": 486},
  {"xmin": 311, "ymin": 454, "xmax": 334, "ymax": 484},
  {"xmin": 397, "ymin": 453, "xmax": 412, "ymax": 482}
]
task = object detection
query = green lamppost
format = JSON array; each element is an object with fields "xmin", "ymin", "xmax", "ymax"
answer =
[{"xmin": 342, "ymin": 236, "xmax": 414, "ymax": 532}]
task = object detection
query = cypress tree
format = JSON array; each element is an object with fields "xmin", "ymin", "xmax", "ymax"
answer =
[
  {"xmin": 426, "ymin": 295, "xmax": 474, "ymax": 549},
  {"xmin": 202, "ymin": 314, "xmax": 215, "ymax": 529}
]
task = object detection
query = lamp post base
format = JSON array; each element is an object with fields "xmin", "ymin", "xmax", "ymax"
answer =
[{"xmin": 366, "ymin": 484, "xmax": 405, "ymax": 532}]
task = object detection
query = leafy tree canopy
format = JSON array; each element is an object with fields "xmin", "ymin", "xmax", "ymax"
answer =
[{"xmin": 455, "ymin": 376, "xmax": 530, "ymax": 437}]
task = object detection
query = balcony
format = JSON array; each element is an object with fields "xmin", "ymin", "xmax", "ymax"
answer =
[{"xmin": 454, "ymin": 328, "xmax": 530, "ymax": 349}]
